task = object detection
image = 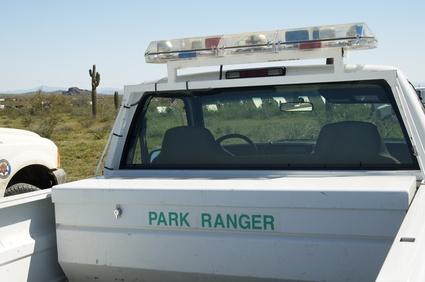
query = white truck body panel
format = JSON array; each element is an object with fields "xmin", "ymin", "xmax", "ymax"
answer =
[
  {"xmin": 0, "ymin": 128, "xmax": 58, "ymax": 169},
  {"xmin": 0, "ymin": 189, "xmax": 65, "ymax": 281},
  {"xmin": 377, "ymin": 186, "xmax": 425, "ymax": 281},
  {"xmin": 0, "ymin": 128, "xmax": 66, "ymax": 196},
  {"xmin": 52, "ymin": 175, "xmax": 416, "ymax": 281}
]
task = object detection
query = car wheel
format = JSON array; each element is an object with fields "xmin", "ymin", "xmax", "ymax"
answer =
[{"xmin": 4, "ymin": 183, "xmax": 41, "ymax": 196}]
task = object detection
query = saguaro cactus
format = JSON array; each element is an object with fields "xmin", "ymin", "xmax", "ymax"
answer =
[
  {"xmin": 114, "ymin": 91, "xmax": 119, "ymax": 110},
  {"xmin": 89, "ymin": 64, "xmax": 100, "ymax": 117}
]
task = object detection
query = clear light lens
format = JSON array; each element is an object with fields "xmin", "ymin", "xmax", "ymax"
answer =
[{"xmin": 145, "ymin": 23, "xmax": 376, "ymax": 64}]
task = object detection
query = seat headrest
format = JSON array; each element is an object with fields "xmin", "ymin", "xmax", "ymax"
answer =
[
  {"xmin": 314, "ymin": 121, "xmax": 398, "ymax": 163},
  {"xmin": 154, "ymin": 126, "xmax": 222, "ymax": 164}
]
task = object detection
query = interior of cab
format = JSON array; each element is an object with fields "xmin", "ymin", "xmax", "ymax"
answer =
[{"xmin": 121, "ymin": 80, "xmax": 418, "ymax": 170}]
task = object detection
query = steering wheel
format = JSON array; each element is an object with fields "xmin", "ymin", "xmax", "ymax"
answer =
[{"xmin": 216, "ymin": 134, "xmax": 258, "ymax": 155}]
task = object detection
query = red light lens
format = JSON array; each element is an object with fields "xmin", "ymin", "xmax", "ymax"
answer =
[
  {"xmin": 239, "ymin": 69, "xmax": 268, "ymax": 78},
  {"xmin": 299, "ymin": 41, "xmax": 322, "ymax": 50},
  {"xmin": 205, "ymin": 37, "xmax": 221, "ymax": 48}
]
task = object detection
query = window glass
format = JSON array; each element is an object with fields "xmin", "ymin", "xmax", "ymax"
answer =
[
  {"xmin": 123, "ymin": 96, "xmax": 187, "ymax": 165},
  {"xmin": 121, "ymin": 80, "xmax": 418, "ymax": 170}
]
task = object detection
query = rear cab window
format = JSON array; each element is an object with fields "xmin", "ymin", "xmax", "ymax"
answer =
[{"xmin": 121, "ymin": 79, "xmax": 418, "ymax": 170}]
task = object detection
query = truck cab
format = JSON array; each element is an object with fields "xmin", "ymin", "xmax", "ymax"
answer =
[{"xmin": 52, "ymin": 23, "xmax": 425, "ymax": 281}]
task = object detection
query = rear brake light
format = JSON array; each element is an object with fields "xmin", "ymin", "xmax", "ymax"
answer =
[{"xmin": 226, "ymin": 67, "xmax": 286, "ymax": 79}]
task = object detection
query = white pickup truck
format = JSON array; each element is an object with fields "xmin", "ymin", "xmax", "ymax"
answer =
[
  {"xmin": 2, "ymin": 23, "xmax": 425, "ymax": 282},
  {"xmin": 0, "ymin": 128, "xmax": 66, "ymax": 196}
]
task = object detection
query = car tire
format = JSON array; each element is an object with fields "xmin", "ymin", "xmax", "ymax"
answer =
[{"xmin": 4, "ymin": 183, "xmax": 41, "ymax": 196}]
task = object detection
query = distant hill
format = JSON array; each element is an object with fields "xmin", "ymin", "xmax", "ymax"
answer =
[
  {"xmin": 96, "ymin": 87, "xmax": 124, "ymax": 95},
  {"xmin": 0, "ymin": 85, "xmax": 123, "ymax": 95},
  {"xmin": 62, "ymin": 87, "xmax": 91, "ymax": 96},
  {"xmin": 1, "ymin": 86, "xmax": 65, "ymax": 94}
]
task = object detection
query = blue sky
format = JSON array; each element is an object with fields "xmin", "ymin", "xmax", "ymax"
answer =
[{"xmin": 1, "ymin": 0, "xmax": 424, "ymax": 93}]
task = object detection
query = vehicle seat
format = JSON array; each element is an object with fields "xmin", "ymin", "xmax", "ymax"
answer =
[
  {"xmin": 153, "ymin": 126, "xmax": 229, "ymax": 164},
  {"xmin": 313, "ymin": 121, "xmax": 399, "ymax": 164}
]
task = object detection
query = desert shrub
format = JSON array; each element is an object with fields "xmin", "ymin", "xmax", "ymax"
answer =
[
  {"xmin": 37, "ymin": 115, "xmax": 60, "ymax": 139},
  {"xmin": 19, "ymin": 90, "xmax": 66, "ymax": 138},
  {"xmin": 56, "ymin": 124, "xmax": 74, "ymax": 133},
  {"xmin": 78, "ymin": 117, "xmax": 95, "ymax": 128},
  {"xmin": 2, "ymin": 119, "xmax": 12, "ymax": 126}
]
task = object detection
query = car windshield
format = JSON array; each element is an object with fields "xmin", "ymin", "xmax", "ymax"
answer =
[{"xmin": 121, "ymin": 80, "xmax": 418, "ymax": 170}]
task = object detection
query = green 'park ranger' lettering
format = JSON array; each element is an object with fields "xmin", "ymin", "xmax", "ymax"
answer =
[
  {"xmin": 201, "ymin": 213, "xmax": 275, "ymax": 230},
  {"xmin": 239, "ymin": 214, "xmax": 250, "ymax": 229},
  {"xmin": 149, "ymin": 211, "xmax": 274, "ymax": 231},
  {"xmin": 148, "ymin": 211, "xmax": 190, "ymax": 227}
]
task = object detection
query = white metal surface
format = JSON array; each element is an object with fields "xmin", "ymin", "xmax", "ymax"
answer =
[
  {"xmin": 376, "ymin": 184, "xmax": 425, "ymax": 281},
  {"xmin": 165, "ymin": 48, "xmax": 346, "ymax": 82},
  {"xmin": 0, "ymin": 128, "xmax": 61, "ymax": 196},
  {"xmin": 0, "ymin": 189, "xmax": 65, "ymax": 282},
  {"xmin": 0, "ymin": 128, "xmax": 58, "ymax": 169},
  {"xmin": 53, "ymin": 176, "xmax": 415, "ymax": 281}
]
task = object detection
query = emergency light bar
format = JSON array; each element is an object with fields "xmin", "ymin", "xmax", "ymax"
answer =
[{"xmin": 145, "ymin": 23, "xmax": 377, "ymax": 64}]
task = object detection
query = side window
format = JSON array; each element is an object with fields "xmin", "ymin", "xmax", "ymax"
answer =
[{"xmin": 122, "ymin": 96, "xmax": 187, "ymax": 166}]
